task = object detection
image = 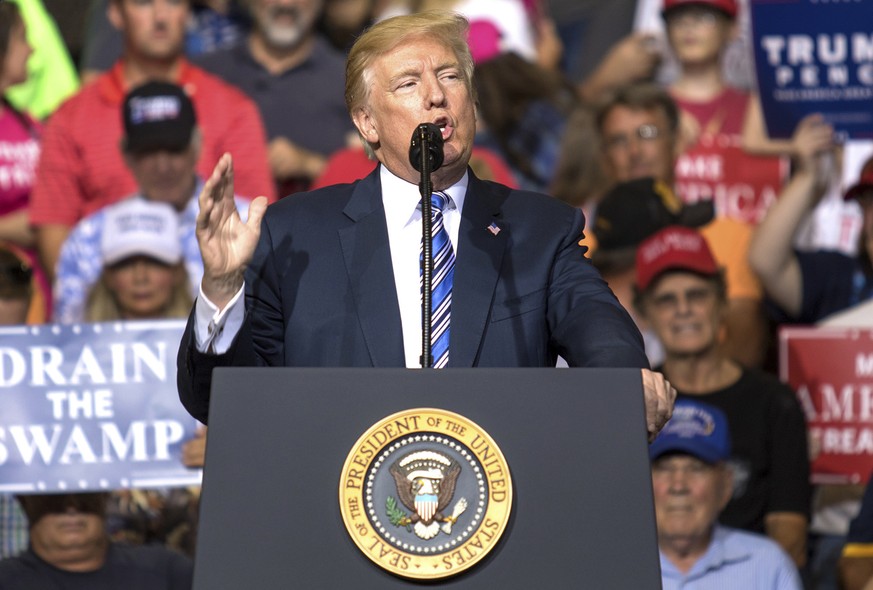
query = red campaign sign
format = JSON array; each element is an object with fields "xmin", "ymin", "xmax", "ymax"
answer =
[
  {"xmin": 780, "ymin": 327, "xmax": 873, "ymax": 485},
  {"xmin": 675, "ymin": 140, "xmax": 787, "ymax": 225}
]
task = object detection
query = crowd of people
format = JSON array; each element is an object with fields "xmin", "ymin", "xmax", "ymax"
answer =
[{"xmin": 0, "ymin": 0, "xmax": 871, "ymax": 588}]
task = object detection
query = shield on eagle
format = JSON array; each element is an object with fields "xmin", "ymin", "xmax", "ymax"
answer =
[{"xmin": 389, "ymin": 450, "xmax": 465, "ymax": 540}]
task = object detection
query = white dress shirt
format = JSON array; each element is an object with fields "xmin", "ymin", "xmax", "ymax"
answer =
[
  {"xmin": 195, "ymin": 165, "xmax": 467, "ymax": 368},
  {"xmin": 382, "ymin": 165, "xmax": 466, "ymax": 367}
]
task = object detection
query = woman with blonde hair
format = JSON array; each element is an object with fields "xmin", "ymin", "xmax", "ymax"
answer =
[
  {"xmin": 84, "ymin": 198, "xmax": 202, "ymax": 555},
  {"xmin": 85, "ymin": 199, "xmax": 192, "ymax": 322}
]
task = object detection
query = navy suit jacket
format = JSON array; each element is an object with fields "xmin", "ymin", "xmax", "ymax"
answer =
[{"xmin": 178, "ymin": 168, "xmax": 647, "ymax": 423}]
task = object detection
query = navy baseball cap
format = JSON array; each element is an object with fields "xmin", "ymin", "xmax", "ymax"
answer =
[
  {"xmin": 649, "ymin": 399, "xmax": 731, "ymax": 464},
  {"xmin": 122, "ymin": 81, "xmax": 196, "ymax": 153}
]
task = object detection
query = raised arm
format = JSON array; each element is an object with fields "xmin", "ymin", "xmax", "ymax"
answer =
[
  {"xmin": 196, "ymin": 153, "xmax": 269, "ymax": 310},
  {"xmin": 178, "ymin": 155, "xmax": 269, "ymax": 423},
  {"xmin": 741, "ymin": 93, "xmax": 796, "ymax": 157},
  {"xmin": 577, "ymin": 33, "xmax": 661, "ymax": 103},
  {"xmin": 748, "ymin": 114, "xmax": 834, "ymax": 318}
]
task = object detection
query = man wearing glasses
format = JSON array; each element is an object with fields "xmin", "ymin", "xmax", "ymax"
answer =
[{"xmin": 592, "ymin": 82, "xmax": 767, "ymax": 369}]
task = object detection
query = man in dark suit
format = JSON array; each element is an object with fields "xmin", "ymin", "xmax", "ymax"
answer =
[{"xmin": 178, "ymin": 11, "xmax": 675, "ymax": 437}]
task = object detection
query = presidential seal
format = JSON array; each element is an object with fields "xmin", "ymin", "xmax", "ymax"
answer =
[{"xmin": 339, "ymin": 408, "xmax": 512, "ymax": 580}]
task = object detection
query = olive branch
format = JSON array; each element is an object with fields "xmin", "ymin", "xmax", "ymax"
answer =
[{"xmin": 386, "ymin": 496, "xmax": 412, "ymax": 530}]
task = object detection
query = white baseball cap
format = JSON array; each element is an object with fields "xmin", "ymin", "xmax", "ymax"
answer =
[{"xmin": 101, "ymin": 199, "xmax": 182, "ymax": 266}]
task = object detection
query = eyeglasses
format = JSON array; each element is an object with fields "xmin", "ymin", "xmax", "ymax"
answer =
[
  {"xmin": 604, "ymin": 124, "xmax": 661, "ymax": 152},
  {"xmin": 649, "ymin": 286, "xmax": 717, "ymax": 313}
]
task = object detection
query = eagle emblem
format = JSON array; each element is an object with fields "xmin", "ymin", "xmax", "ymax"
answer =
[{"xmin": 387, "ymin": 450, "xmax": 468, "ymax": 540}]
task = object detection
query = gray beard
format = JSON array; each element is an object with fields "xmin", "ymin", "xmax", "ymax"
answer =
[{"xmin": 262, "ymin": 23, "xmax": 306, "ymax": 50}]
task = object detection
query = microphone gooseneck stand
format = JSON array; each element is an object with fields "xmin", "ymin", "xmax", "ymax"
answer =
[{"xmin": 409, "ymin": 123, "xmax": 444, "ymax": 368}]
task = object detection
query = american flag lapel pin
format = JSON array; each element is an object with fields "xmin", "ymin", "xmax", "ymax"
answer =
[{"xmin": 487, "ymin": 222, "xmax": 501, "ymax": 236}]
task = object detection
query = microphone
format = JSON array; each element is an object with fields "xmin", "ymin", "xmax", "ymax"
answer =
[
  {"xmin": 409, "ymin": 123, "xmax": 444, "ymax": 172},
  {"xmin": 410, "ymin": 123, "xmax": 444, "ymax": 368}
]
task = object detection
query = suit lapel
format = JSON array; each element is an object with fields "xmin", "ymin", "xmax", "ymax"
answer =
[
  {"xmin": 339, "ymin": 170, "xmax": 405, "ymax": 367},
  {"xmin": 451, "ymin": 174, "xmax": 508, "ymax": 367}
]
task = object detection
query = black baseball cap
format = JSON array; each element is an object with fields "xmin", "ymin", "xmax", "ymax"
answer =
[
  {"xmin": 122, "ymin": 81, "xmax": 196, "ymax": 153},
  {"xmin": 593, "ymin": 178, "xmax": 715, "ymax": 251}
]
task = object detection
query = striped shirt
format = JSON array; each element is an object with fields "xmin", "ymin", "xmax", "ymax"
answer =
[{"xmin": 0, "ymin": 495, "xmax": 27, "ymax": 559}]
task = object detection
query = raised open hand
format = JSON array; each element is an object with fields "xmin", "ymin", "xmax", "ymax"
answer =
[{"xmin": 196, "ymin": 153, "xmax": 269, "ymax": 309}]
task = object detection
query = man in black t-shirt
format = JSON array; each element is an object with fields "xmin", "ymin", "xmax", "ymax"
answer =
[
  {"xmin": 634, "ymin": 225, "xmax": 811, "ymax": 568},
  {"xmin": 0, "ymin": 493, "xmax": 193, "ymax": 590}
]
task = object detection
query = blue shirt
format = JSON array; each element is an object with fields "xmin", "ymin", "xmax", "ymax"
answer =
[
  {"xmin": 475, "ymin": 99, "xmax": 566, "ymax": 194},
  {"xmin": 53, "ymin": 180, "xmax": 249, "ymax": 324},
  {"xmin": 796, "ymin": 250, "xmax": 873, "ymax": 323},
  {"xmin": 185, "ymin": 4, "xmax": 247, "ymax": 56},
  {"xmin": 660, "ymin": 526, "xmax": 801, "ymax": 590}
]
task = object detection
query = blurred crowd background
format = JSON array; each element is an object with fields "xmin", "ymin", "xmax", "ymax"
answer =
[{"xmin": 0, "ymin": 0, "xmax": 871, "ymax": 588}]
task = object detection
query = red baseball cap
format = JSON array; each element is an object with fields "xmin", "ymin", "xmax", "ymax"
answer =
[
  {"xmin": 845, "ymin": 157, "xmax": 873, "ymax": 201},
  {"xmin": 662, "ymin": 0, "xmax": 738, "ymax": 18},
  {"xmin": 635, "ymin": 226, "xmax": 719, "ymax": 291}
]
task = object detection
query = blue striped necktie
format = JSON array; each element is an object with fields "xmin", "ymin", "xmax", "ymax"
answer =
[{"xmin": 421, "ymin": 192, "xmax": 455, "ymax": 368}]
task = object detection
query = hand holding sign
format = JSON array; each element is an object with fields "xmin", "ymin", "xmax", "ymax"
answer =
[
  {"xmin": 751, "ymin": 0, "xmax": 873, "ymax": 140},
  {"xmin": 790, "ymin": 114, "xmax": 837, "ymax": 194}
]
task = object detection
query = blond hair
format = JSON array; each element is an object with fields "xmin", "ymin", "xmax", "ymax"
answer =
[
  {"xmin": 85, "ymin": 265, "xmax": 193, "ymax": 322},
  {"xmin": 344, "ymin": 11, "xmax": 475, "ymax": 116}
]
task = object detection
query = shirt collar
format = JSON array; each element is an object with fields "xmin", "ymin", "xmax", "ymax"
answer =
[
  {"xmin": 703, "ymin": 525, "xmax": 753, "ymax": 567},
  {"xmin": 660, "ymin": 525, "xmax": 753, "ymax": 579},
  {"xmin": 380, "ymin": 164, "xmax": 468, "ymax": 231},
  {"xmin": 98, "ymin": 58, "xmax": 198, "ymax": 105}
]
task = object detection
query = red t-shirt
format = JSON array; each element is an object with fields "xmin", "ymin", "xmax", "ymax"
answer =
[
  {"xmin": 31, "ymin": 60, "xmax": 275, "ymax": 226},
  {"xmin": 673, "ymin": 88, "xmax": 786, "ymax": 225}
]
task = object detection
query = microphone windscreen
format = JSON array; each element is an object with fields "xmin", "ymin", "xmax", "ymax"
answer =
[{"xmin": 409, "ymin": 123, "xmax": 445, "ymax": 172}]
